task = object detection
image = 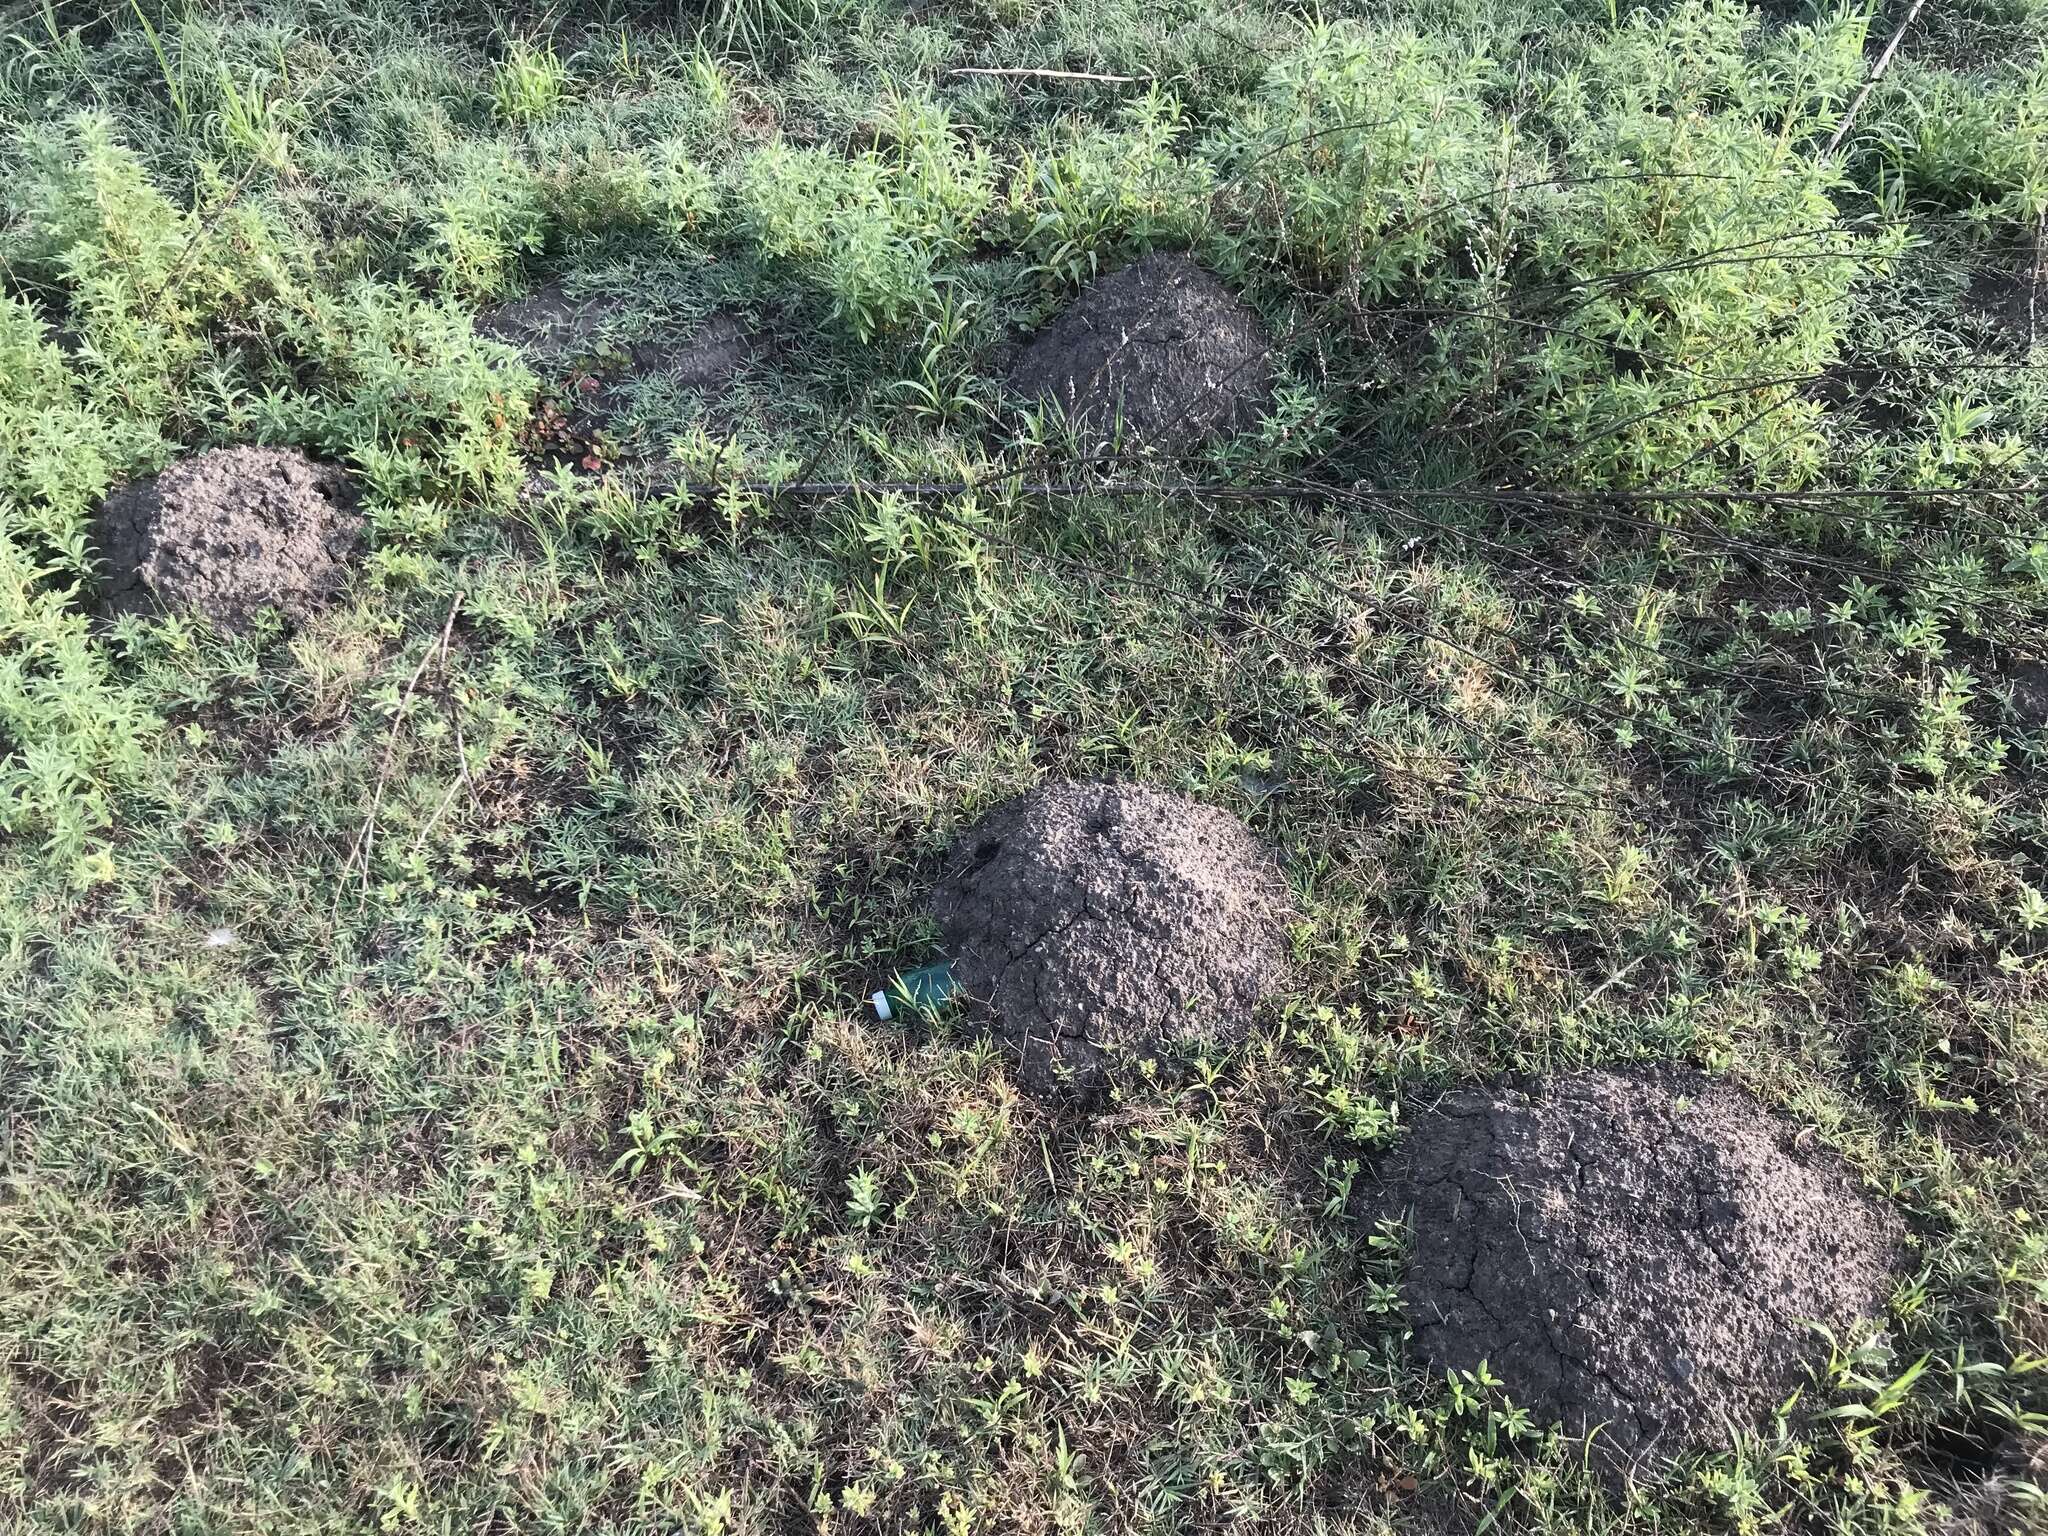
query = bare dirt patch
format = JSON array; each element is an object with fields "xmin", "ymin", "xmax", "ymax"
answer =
[
  {"xmin": 1368, "ymin": 1068, "xmax": 1903, "ymax": 1483},
  {"xmin": 1961, "ymin": 236, "xmax": 2045, "ymax": 354},
  {"xmin": 1004, "ymin": 253, "xmax": 1274, "ymax": 456},
  {"xmin": 1964, "ymin": 269, "xmax": 2044, "ymax": 353},
  {"xmin": 2001, "ymin": 660, "xmax": 2048, "ymax": 729},
  {"xmin": 475, "ymin": 280, "xmax": 761, "ymax": 461},
  {"xmin": 927, "ymin": 779, "xmax": 1292, "ymax": 1098},
  {"xmin": 92, "ymin": 445, "xmax": 361, "ymax": 630}
]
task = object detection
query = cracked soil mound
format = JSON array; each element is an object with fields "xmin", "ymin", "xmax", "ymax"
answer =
[
  {"xmin": 928, "ymin": 781, "xmax": 1292, "ymax": 1098},
  {"xmin": 1375, "ymin": 1069, "xmax": 1902, "ymax": 1481},
  {"xmin": 1004, "ymin": 253, "xmax": 1273, "ymax": 455},
  {"xmin": 93, "ymin": 446, "xmax": 361, "ymax": 629}
]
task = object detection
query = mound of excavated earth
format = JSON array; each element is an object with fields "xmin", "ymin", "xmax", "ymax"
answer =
[
  {"xmin": 1372, "ymin": 1069, "xmax": 1903, "ymax": 1483},
  {"xmin": 928, "ymin": 780, "xmax": 1292, "ymax": 1098},
  {"xmin": 1004, "ymin": 253, "xmax": 1273, "ymax": 455},
  {"xmin": 93, "ymin": 445, "xmax": 361, "ymax": 630}
]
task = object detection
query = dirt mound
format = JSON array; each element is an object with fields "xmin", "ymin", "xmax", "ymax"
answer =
[
  {"xmin": 1372, "ymin": 1069, "xmax": 1902, "ymax": 1483},
  {"xmin": 1004, "ymin": 254, "xmax": 1273, "ymax": 456},
  {"xmin": 93, "ymin": 446, "xmax": 361, "ymax": 630},
  {"xmin": 928, "ymin": 780, "xmax": 1292, "ymax": 1098}
]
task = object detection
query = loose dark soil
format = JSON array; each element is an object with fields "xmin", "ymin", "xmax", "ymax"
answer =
[
  {"xmin": 1962, "ymin": 240, "xmax": 2045, "ymax": 353},
  {"xmin": 2003, "ymin": 661, "xmax": 2048, "ymax": 728},
  {"xmin": 1964, "ymin": 270, "xmax": 2043, "ymax": 352},
  {"xmin": 92, "ymin": 446, "xmax": 361, "ymax": 630},
  {"xmin": 1004, "ymin": 253, "xmax": 1274, "ymax": 456},
  {"xmin": 1369, "ymin": 1068, "xmax": 1903, "ymax": 1484},
  {"xmin": 473, "ymin": 282, "xmax": 624, "ymax": 363},
  {"xmin": 927, "ymin": 780, "xmax": 1293, "ymax": 1098}
]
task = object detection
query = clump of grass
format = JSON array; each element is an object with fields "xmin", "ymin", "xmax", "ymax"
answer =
[
  {"xmin": 1010, "ymin": 87, "xmax": 1215, "ymax": 287},
  {"xmin": 490, "ymin": 38, "xmax": 568, "ymax": 124},
  {"xmin": 741, "ymin": 93, "xmax": 995, "ymax": 339},
  {"xmin": 1212, "ymin": 21, "xmax": 1499, "ymax": 293},
  {"xmin": 0, "ymin": 296, "xmax": 156, "ymax": 866}
]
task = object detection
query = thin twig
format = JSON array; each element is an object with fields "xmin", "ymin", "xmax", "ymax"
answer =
[
  {"xmin": 403, "ymin": 776, "xmax": 468, "ymax": 866},
  {"xmin": 404, "ymin": 693, "xmax": 483, "ymax": 864},
  {"xmin": 1826, "ymin": 0, "xmax": 1929, "ymax": 155},
  {"xmin": 336, "ymin": 594, "xmax": 463, "ymax": 910},
  {"xmin": 947, "ymin": 66, "xmax": 1151, "ymax": 84},
  {"xmin": 1571, "ymin": 956, "xmax": 1648, "ymax": 1017},
  {"xmin": 643, "ymin": 474, "xmax": 2039, "ymax": 508}
]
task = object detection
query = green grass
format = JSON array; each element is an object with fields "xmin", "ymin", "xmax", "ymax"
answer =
[{"xmin": 4, "ymin": 0, "xmax": 2048, "ymax": 1530}]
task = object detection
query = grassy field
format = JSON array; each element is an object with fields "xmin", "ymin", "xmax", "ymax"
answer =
[{"xmin": 4, "ymin": 0, "xmax": 2048, "ymax": 1530}]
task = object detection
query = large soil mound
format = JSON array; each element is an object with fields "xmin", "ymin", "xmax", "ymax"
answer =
[
  {"xmin": 928, "ymin": 780, "xmax": 1292, "ymax": 1097},
  {"xmin": 1004, "ymin": 254, "xmax": 1273, "ymax": 456},
  {"xmin": 1372, "ymin": 1069, "xmax": 1902, "ymax": 1482},
  {"xmin": 93, "ymin": 446, "xmax": 361, "ymax": 630}
]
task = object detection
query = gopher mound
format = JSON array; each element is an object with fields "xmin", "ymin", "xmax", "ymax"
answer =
[
  {"xmin": 1004, "ymin": 254, "xmax": 1273, "ymax": 456},
  {"xmin": 1375, "ymin": 1069, "xmax": 1902, "ymax": 1482},
  {"xmin": 928, "ymin": 780, "xmax": 1292, "ymax": 1098},
  {"xmin": 93, "ymin": 446, "xmax": 361, "ymax": 630}
]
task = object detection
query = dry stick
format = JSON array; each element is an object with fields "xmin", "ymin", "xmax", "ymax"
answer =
[
  {"xmin": 1573, "ymin": 955, "xmax": 1648, "ymax": 1017},
  {"xmin": 947, "ymin": 67, "xmax": 1152, "ymax": 83},
  {"xmin": 338, "ymin": 594, "xmax": 464, "ymax": 908},
  {"xmin": 650, "ymin": 474, "xmax": 2039, "ymax": 509},
  {"xmin": 1826, "ymin": 0, "xmax": 1930, "ymax": 156},
  {"xmin": 401, "ymin": 705, "xmax": 485, "ymax": 865},
  {"xmin": 404, "ymin": 722, "xmax": 475, "ymax": 867}
]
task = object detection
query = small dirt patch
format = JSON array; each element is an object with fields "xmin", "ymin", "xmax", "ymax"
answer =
[
  {"xmin": 2002, "ymin": 661, "xmax": 2048, "ymax": 729},
  {"xmin": 1961, "ymin": 237, "xmax": 2045, "ymax": 354},
  {"xmin": 473, "ymin": 282, "xmax": 622, "ymax": 363},
  {"xmin": 1369, "ymin": 1068, "xmax": 1902, "ymax": 1484},
  {"xmin": 1964, "ymin": 269, "xmax": 2043, "ymax": 352},
  {"xmin": 1004, "ymin": 253, "xmax": 1274, "ymax": 456},
  {"xmin": 476, "ymin": 280, "xmax": 762, "ymax": 460},
  {"xmin": 927, "ymin": 780, "xmax": 1292, "ymax": 1098},
  {"xmin": 93, "ymin": 446, "xmax": 361, "ymax": 630}
]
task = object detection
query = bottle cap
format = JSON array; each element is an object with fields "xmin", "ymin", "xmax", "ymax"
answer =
[{"xmin": 871, "ymin": 990, "xmax": 893, "ymax": 1021}]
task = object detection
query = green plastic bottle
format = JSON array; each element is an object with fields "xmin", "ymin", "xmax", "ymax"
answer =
[{"xmin": 871, "ymin": 960, "xmax": 957, "ymax": 1021}]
